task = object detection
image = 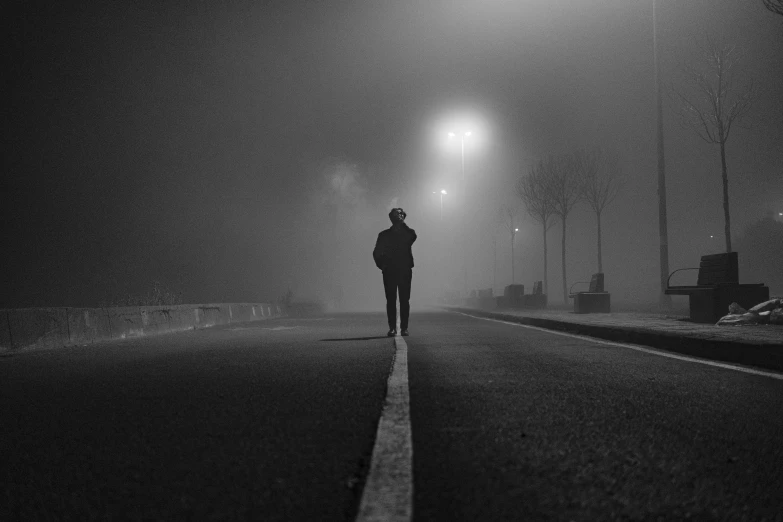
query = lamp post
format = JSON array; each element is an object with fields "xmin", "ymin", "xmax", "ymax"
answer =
[
  {"xmin": 448, "ymin": 131, "xmax": 472, "ymax": 296},
  {"xmin": 511, "ymin": 228, "xmax": 518, "ymax": 284},
  {"xmin": 432, "ymin": 189, "xmax": 447, "ymax": 221},
  {"xmin": 493, "ymin": 234, "xmax": 497, "ymax": 295},
  {"xmin": 653, "ymin": 0, "xmax": 671, "ymax": 308}
]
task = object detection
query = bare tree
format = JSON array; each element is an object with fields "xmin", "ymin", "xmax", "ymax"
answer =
[
  {"xmin": 575, "ymin": 147, "xmax": 624, "ymax": 274},
  {"xmin": 672, "ymin": 39, "xmax": 756, "ymax": 252},
  {"xmin": 544, "ymin": 154, "xmax": 582, "ymax": 304},
  {"xmin": 516, "ymin": 159, "xmax": 556, "ymax": 296},
  {"xmin": 764, "ymin": 0, "xmax": 783, "ymax": 16}
]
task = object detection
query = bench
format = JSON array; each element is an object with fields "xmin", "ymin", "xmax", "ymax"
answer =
[
  {"xmin": 568, "ymin": 273, "xmax": 610, "ymax": 313},
  {"xmin": 495, "ymin": 282, "xmax": 547, "ymax": 309},
  {"xmin": 504, "ymin": 284, "xmax": 525, "ymax": 305},
  {"xmin": 665, "ymin": 252, "xmax": 769, "ymax": 323},
  {"xmin": 526, "ymin": 280, "xmax": 547, "ymax": 308},
  {"xmin": 476, "ymin": 288, "xmax": 496, "ymax": 309}
]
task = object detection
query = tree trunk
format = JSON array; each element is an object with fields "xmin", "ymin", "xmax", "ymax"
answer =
[
  {"xmin": 561, "ymin": 216, "xmax": 568, "ymax": 304},
  {"xmin": 542, "ymin": 221, "xmax": 548, "ymax": 296},
  {"xmin": 596, "ymin": 210, "xmax": 603, "ymax": 273},
  {"xmin": 493, "ymin": 237, "xmax": 497, "ymax": 293},
  {"xmin": 511, "ymin": 234, "xmax": 515, "ymax": 284},
  {"xmin": 720, "ymin": 141, "xmax": 732, "ymax": 252}
]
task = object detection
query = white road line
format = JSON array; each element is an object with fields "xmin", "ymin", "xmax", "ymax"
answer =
[
  {"xmin": 458, "ymin": 312, "xmax": 783, "ymax": 381},
  {"xmin": 355, "ymin": 332, "xmax": 413, "ymax": 522}
]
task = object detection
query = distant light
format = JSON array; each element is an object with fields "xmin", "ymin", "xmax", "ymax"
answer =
[
  {"xmin": 710, "ymin": 235, "xmax": 714, "ymax": 238},
  {"xmin": 441, "ymin": 189, "xmax": 447, "ymax": 194},
  {"xmin": 431, "ymin": 107, "xmax": 492, "ymax": 154},
  {"xmin": 779, "ymin": 212, "xmax": 782, "ymax": 216},
  {"xmin": 515, "ymin": 228, "xmax": 519, "ymax": 232}
]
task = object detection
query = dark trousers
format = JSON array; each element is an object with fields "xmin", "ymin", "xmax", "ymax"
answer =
[{"xmin": 382, "ymin": 268, "xmax": 412, "ymax": 330}]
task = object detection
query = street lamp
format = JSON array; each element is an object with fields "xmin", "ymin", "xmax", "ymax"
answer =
[
  {"xmin": 512, "ymin": 228, "xmax": 519, "ymax": 284},
  {"xmin": 448, "ymin": 131, "xmax": 472, "ymax": 192},
  {"xmin": 653, "ymin": 0, "xmax": 671, "ymax": 308},
  {"xmin": 432, "ymin": 189, "xmax": 447, "ymax": 221},
  {"xmin": 448, "ymin": 130, "xmax": 472, "ymax": 296}
]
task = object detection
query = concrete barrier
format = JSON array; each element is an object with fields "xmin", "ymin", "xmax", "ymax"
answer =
[{"xmin": 0, "ymin": 302, "xmax": 286, "ymax": 354}]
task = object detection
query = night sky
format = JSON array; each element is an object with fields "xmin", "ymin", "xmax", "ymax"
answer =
[{"xmin": 4, "ymin": 0, "xmax": 782, "ymax": 309}]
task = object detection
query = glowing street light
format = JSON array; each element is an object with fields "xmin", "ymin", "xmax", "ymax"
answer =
[{"xmin": 432, "ymin": 189, "xmax": 447, "ymax": 220}]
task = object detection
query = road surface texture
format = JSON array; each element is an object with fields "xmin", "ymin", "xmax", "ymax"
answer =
[{"xmin": 2, "ymin": 311, "xmax": 782, "ymax": 521}]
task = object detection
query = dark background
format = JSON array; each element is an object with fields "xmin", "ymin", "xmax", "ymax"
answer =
[{"xmin": 4, "ymin": 0, "xmax": 782, "ymax": 309}]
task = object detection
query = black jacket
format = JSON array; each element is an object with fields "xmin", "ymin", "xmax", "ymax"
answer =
[{"xmin": 373, "ymin": 223, "xmax": 417, "ymax": 271}]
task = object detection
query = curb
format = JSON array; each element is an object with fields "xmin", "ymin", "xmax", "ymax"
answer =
[
  {"xmin": 0, "ymin": 303, "xmax": 287, "ymax": 355},
  {"xmin": 446, "ymin": 306, "xmax": 783, "ymax": 373}
]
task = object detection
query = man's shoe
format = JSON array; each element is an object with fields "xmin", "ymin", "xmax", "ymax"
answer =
[
  {"xmin": 387, "ymin": 329, "xmax": 397, "ymax": 337},
  {"xmin": 401, "ymin": 329, "xmax": 409, "ymax": 336}
]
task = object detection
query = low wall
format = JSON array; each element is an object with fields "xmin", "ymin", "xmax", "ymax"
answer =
[{"xmin": 0, "ymin": 303, "xmax": 285, "ymax": 354}]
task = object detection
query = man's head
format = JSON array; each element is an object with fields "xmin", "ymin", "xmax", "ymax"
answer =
[{"xmin": 389, "ymin": 208, "xmax": 407, "ymax": 224}]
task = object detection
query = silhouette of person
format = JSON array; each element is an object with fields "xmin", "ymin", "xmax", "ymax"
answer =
[{"xmin": 373, "ymin": 208, "xmax": 417, "ymax": 336}]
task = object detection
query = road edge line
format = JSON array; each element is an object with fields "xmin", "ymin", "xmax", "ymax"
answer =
[
  {"xmin": 445, "ymin": 306, "xmax": 783, "ymax": 373},
  {"xmin": 355, "ymin": 334, "xmax": 413, "ymax": 522},
  {"xmin": 458, "ymin": 311, "xmax": 783, "ymax": 380}
]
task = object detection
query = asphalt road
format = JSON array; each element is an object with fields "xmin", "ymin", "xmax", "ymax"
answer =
[{"xmin": 2, "ymin": 311, "xmax": 782, "ymax": 521}]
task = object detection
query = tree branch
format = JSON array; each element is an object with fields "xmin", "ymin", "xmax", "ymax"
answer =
[
  {"xmin": 764, "ymin": 0, "xmax": 783, "ymax": 17},
  {"xmin": 671, "ymin": 37, "xmax": 754, "ymax": 147}
]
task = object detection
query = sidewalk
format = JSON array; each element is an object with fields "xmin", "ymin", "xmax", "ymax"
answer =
[{"xmin": 445, "ymin": 305, "xmax": 783, "ymax": 373}]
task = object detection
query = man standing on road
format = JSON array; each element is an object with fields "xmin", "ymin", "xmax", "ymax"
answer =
[{"xmin": 373, "ymin": 208, "xmax": 417, "ymax": 337}]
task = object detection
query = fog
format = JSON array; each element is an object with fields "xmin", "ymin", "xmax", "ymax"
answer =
[{"xmin": 3, "ymin": 1, "xmax": 782, "ymax": 309}]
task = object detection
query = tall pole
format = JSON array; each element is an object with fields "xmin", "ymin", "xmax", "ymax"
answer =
[
  {"xmin": 461, "ymin": 135, "xmax": 467, "ymax": 297},
  {"xmin": 493, "ymin": 235, "xmax": 497, "ymax": 294},
  {"xmin": 449, "ymin": 131, "xmax": 471, "ymax": 297},
  {"xmin": 511, "ymin": 230, "xmax": 515, "ymax": 284},
  {"xmin": 653, "ymin": 0, "xmax": 671, "ymax": 308}
]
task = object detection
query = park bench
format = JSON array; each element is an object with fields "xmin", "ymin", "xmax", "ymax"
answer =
[
  {"xmin": 494, "ymin": 284, "xmax": 524, "ymax": 309},
  {"xmin": 476, "ymin": 288, "xmax": 495, "ymax": 309},
  {"xmin": 495, "ymin": 283, "xmax": 548, "ymax": 309},
  {"xmin": 568, "ymin": 273, "xmax": 610, "ymax": 313},
  {"xmin": 526, "ymin": 280, "xmax": 547, "ymax": 308},
  {"xmin": 665, "ymin": 252, "xmax": 769, "ymax": 323}
]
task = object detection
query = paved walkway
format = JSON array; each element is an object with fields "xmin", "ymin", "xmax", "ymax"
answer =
[
  {"xmin": 466, "ymin": 306, "xmax": 783, "ymax": 345},
  {"xmin": 446, "ymin": 305, "xmax": 783, "ymax": 372}
]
